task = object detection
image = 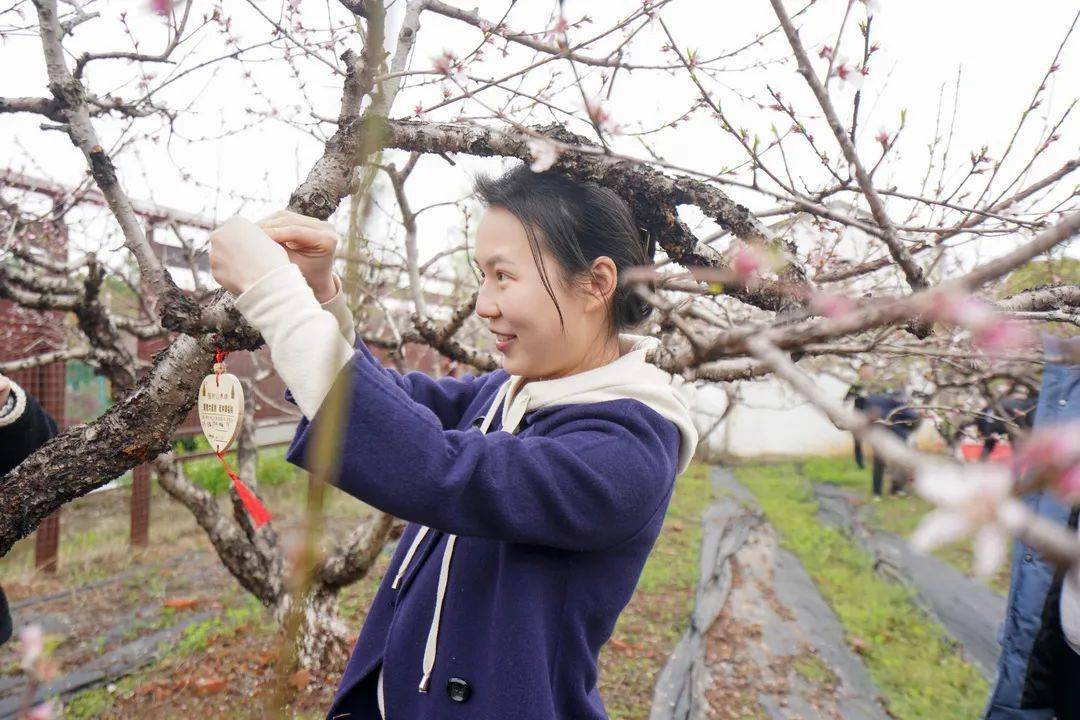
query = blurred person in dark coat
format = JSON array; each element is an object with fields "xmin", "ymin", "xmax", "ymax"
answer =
[
  {"xmin": 845, "ymin": 364, "xmax": 922, "ymax": 498},
  {"xmin": 0, "ymin": 371, "xmax": 60, "ymax": 646}
]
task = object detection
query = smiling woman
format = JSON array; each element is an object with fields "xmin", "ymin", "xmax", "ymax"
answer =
[
  {"xmin": 209, "ymin": 162, "xmax": 700, "ymax": 720},
  {"xmin": 471, "ymin": 166, "xmax": 655, "ymax": 382}
]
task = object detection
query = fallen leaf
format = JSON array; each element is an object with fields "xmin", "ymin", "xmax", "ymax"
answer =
[
  {"xmin": 194, "ymin": 677, "xmax": 226, "ymax": 695},
  {"xmin": 164, "ymin": 597, "xmax": 200, "ymax": 611},
  {"xmin": 289, "ymin": 669, "xmax": 312, "ymax": 690}
]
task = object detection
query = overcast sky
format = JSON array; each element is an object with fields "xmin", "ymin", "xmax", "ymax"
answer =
[{"xmin": 2, "ymin": 0, "xmax": 1076, "ymax": 274}]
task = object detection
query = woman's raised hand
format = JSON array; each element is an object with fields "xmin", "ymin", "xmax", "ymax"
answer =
[
  {"xmin": 255, "ymin": 210, "xmax": 340, "ymax": 303},
  {"xmin": 208, "ymin": 215, "xmax": 290, "ymax": 296}
]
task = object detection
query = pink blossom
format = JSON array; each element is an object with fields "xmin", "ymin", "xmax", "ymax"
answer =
[
  {"xmin": 432, "ymin": 50, "xmax": 458, "ymax": 76},
  {"xmin": 150, "ymin": 0, "xmax": 173, "ymax": 16},
  {"xmin": 1014, "ymin": 422, "xmax": 1080, "ymax": 476},
  {"xmin": 840, "ymin": 65, "xmax": 865, "ymax": 90},
  {"xmin": 729, "ymin": 244, "xmax": 768, "ymax": 280},
  {"xmin": 583, "ymin": 97, "xmax": 620, "ymax": 135},
  {"xmin": 19, "ymin": 625, "xmax": 44, "ymax": 672},
  {"xmin": 934, "ymin": 293, "xmax": 996, "ymax": 328},
  {"xmin": 27, "ymin": 702, "xmax": 55, "ymax": 720},
  {"xmin": 932, "ymin": 293, "xmax": 1035, "ymax": 354},
  {"xmin": 833, "ymin": 60, "xmax": 864, "ymax": 89},
  {"xmin": 544, "ymin": 15, "xmax": 570, "ymax": 46},
  {"xmin": 526, "ymin": 137, "xmax": 561, "ymax": 172},
  {"xmin": 1056, "ymin": 465, "xmax": 1080, "ymax": 505},
  {"xmin": 810, "ymin": 292, "xmax": 857, "ymax": 320},
  {"xmin": 971, "ymin": 319, "xmax": 1034, "ymax": 354},
  {"xmin": 875, "ymin": 129, "xmax": 890, "ymax": 148}
]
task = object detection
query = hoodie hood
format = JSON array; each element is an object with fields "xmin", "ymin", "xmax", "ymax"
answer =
[{"xmin": 497, "ymin": 333, "xmax": 699, "ymax": 474}]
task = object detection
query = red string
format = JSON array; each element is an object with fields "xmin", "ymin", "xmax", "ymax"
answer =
[
  {"xmin": 214, "ymin": 345, "xmax": 229, "ymax": 387},
  {"xmin": 209, "ymin": 340, "xmax": 271, "ymax": 527},
  {"xmin": 215, "ymin": 449, "xmax": 273, "ymax": 528}
]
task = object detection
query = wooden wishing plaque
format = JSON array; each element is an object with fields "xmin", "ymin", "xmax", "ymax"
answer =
[{"xmin": 198, "ymin": 364, "xmax": 244, "ymax": 454}]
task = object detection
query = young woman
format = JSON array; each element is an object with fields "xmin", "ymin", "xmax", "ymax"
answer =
[{"xmin": 210, "ymin": 165, "xmax": 698, "ymax": 720}]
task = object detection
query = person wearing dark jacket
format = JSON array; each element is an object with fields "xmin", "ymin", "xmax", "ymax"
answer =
[
  {"xmin": 211, "ymin": 167, "xmax": 699, "ymax": 720},
  {"xmin": 845, "ymin": 370, "xmax": 921, "ymax": 497},
  {"xmin": 0, "ymin": 372, "xmax": 61, "ymax": 646},
  {"xmin": 975, "ymin": 389, "xmax": 1039, "ymax": 459},
  {"xmin": 983, "ymin": 334, "xmax": 1080, "ymax": 719}
]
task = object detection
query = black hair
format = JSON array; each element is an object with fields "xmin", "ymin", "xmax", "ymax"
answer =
[{"xmin": 473, "ymin": 163, "xmax": 653, "ymax": 333}]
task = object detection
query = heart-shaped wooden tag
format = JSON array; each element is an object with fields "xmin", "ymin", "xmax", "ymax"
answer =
[{"xmin": 198, "ymin": 366, "xmax": 244, "ymax": 453}]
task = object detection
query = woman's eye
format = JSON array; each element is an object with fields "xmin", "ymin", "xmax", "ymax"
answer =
[{"xmin": 496, "ymin": 271, "xmax": 509, "ymax": 282}]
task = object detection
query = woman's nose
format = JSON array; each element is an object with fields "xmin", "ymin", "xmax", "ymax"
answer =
[{"xmin": 475, "ymin": 284, "xmax": 499, "ymax": 319}]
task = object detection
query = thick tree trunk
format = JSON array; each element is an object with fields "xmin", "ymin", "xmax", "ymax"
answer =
[{"xmin": 275, "ymin": 586, "xmax": 352, "ymax": 671}]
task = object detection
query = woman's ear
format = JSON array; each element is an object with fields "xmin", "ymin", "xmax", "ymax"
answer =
[{"xmin": 585, "ymin": 256, "xmax": 618, "ymax": 311}]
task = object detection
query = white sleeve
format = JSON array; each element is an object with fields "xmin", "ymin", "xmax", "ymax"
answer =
[
  {"xmin": 319, "ymin": 273, "xmax": 357, "ymax": 345},
  {"xmin": 0, "ymin": 381, "xmax": 27, "ymax": 427},
  {"xmin": 234, "ymin": 264, "xmax": 354, "ymax": 419}
]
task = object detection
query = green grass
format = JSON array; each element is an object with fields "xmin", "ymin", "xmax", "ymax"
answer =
[
  {"xmin": 735, "ymin": 462, "xmax": 987, "ymax": 720},
  {"xmin": 169, "ymin": 598, "xmax": 266, "ymax": 657},
  {"xmin": 181, "ymin": 446, "xmax": 301, "ymax": 496},
  {"xmin": 635, "ymin": 462, "xmax": 714, "ymax": 597},
  {"xmin": 600, "ymin": 462, "xmax": 720, "ymax": 720},
  {"xmin": 64, "ymin": 674, "xmax": 142, "ymax": 720},
  {"xmin": 793, "ymin": 650, "xmax": 837, "ymax": 689},
  {"xmin": 63, "ymin": 597, "xmax": 269, "ymax": 719},
  {"xmin": 800, "ymin": 455, "xmax": 1010, "ymax": 594}
]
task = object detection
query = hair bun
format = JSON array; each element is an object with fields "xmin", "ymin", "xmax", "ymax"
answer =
[
  {"xmin": 643, "ymin": 229, "xmax": 657, "ymax": 259},
  {"xmin": 613, "ymin": 285, "xmax": 653, "ymax": 328}
]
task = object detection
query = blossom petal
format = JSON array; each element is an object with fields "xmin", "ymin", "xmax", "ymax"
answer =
[
  {"xmin": 911, "ymin": 509, "xmax": 972, "ymax": 553},
  {"xmin": 971, "ymin": 524, "xmax": 1009, "ymax": 579},
  {"xmin": 914, "ymin": 464, "xmax": 968, "ymax": 507}
]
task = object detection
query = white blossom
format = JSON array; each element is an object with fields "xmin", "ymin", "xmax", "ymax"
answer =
[
  {"xmin": 19, "ymin": 624, "xmax": 44, "ymax": 672},
  {"xmin": 911, "ymin": 462, "xmax": 1020, "ymax": 578},
  {"xmin": 526, "ymin": 138, "xmax": 561, "ymax": 172}
]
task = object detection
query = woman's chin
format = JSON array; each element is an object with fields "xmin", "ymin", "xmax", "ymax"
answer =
[
  {"xmin": 500, "ymin": 356, "xmax": 520, "ymax": 374},
  {"xmin": 500, "ymin": 354, "xmax": 533, "ymax": 378}
]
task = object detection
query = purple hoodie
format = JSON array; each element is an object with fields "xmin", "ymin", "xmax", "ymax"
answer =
[{"xmin": 285, "ymin": 335, "xmax": 696, "ymax": 720}]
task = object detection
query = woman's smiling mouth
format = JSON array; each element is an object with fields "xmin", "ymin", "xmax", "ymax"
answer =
[{"xmin": 493, "ymin": 332, "xmax": 517, "ymax": 351}]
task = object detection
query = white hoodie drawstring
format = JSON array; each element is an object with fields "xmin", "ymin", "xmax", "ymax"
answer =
[
  {"xmin": 398, "ymin": 379, "xmax": 513, "ymax": 694},
  {"xmin": 391, "ymin": 525, "xmax": 430, "ymax": 590},
  {"xmin": 419, "ymin": 532, "xmax": 458, "ymax": 691}
]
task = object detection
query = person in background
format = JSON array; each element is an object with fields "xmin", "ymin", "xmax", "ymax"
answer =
[
  {"xmin": 0, "ymin": 371, "xmax": 61, "ymax": 646},
  {"xmin": 845, "ymin": 364, "xmax": 921, "ymax": 499},
  {"xmin": 975, "ymin": 385, "xmax": 1039, "ymax": 460},
  {"xmin": 984, "ymin": 335, "xmax": 1080, "ymax": 719}
]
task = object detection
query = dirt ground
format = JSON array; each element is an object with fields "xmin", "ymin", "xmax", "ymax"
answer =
[{"xmin": 1, "ymin": 470, "xmax": 708, "ymax": 719}]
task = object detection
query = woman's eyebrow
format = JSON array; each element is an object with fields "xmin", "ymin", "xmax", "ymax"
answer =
[{"xmin": 475, "ymin": 253, "xmax": 516, "ymax": 268}]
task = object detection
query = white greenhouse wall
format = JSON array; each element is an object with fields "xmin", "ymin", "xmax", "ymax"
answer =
[{"xmin": 689, "ymin": 374, "xmax": 854, "ymax": 460}]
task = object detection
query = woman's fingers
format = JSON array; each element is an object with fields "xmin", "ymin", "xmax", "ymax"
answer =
[
  {"xmin": 257, "ymin": 209, "xmax": 330, "ymax": 233},
  {"xmin": 208, "ymin": 215, "xmax": 290, "ymax": 295},
  {"xmin": 255, "ymin": 210, "xmax": 337, "ymax": 255},
  {"xmin": 260, "ymin": 225, "xmax": 335, "ymax": 255}
]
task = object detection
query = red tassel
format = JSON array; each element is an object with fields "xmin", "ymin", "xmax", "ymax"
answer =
[{"xmin": 215, "ymin": 450, "xmax": 272, "ymax": 527}]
